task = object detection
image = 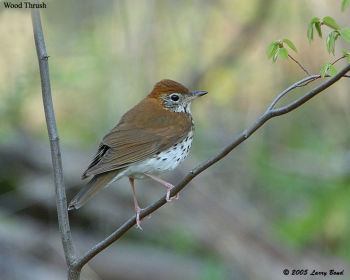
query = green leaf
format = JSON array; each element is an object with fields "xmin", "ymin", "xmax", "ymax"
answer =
[
  {"xmin": 340, "ymin": 28, "xmax": 350, "ymax": 42},
  {"xmin": 328, "ymin": 64, "xmax": 338, "ymax": 76},
  {"xmin": 315, "ymin": 22, "xmax": 322, "ymax": 38},
  {"xmin": 320, "ymin": 63, "xmax": 338, "ymax": 78},
  {"xmin": 282, "ymin": 39, "xmax": 297, "ymax": 52},
  {"xmin": 326, "ymin": 33, "xmax": 332, "ymax": 54},
  {"xmin": 335, "ymin": 32, "xmax": 340, "ymax": 41},
  {"xmin": 323, "ymin": 16, "xmax": 340, "ymax": 30},
  {"xmin": 311, "ymin": 17, "xmax": 320, "ymax": 24},
  {"xmin": 344, "ymin": 50, "xmax": 350, "ymax": 63},
  {"xmin": 326, "ymin": 31, "xmax": 337, "ymax": 55},
  {"xmin": 273, "ymin": 49, "xmax": 279, "ymax": 62},
  {"xmin": 320, "ymin": 63, "xmax": 330, "ymax": 78},
  {"xmin": 279, "ymin": 47, "xmax": 288, "ymax": 59},
  {"xmin": 307, "ymin": 18, "xmax": 319, "ymax": 41},
  {"xmin": 307, "ymin": 23, "xmax": 314, "ymax": 42},
  {"xmin": 342, "ymin": 0, "xmax": 350, "ymax": 11},
  {"xmin": 266, "ymin": 41, "xmax": 279, "ymax": 58},
  {"xmin": 307, "ymin": 18, "xmax": 322, "ymax": 39}
]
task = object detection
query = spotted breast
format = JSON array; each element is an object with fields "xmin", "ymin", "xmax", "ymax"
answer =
[{"xmin": 122, "ymin": 130, "xmax": 194, "ymax": 180}]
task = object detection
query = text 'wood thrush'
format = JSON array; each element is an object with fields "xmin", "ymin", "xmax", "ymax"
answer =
[{"xmin": 68, "ymin": 79, "xmax": 207, "ymax": 228}]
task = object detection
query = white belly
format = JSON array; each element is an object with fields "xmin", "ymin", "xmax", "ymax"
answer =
[{"xmin": 121, "ymin": 131, "xmax": 194, "ymax": 180}]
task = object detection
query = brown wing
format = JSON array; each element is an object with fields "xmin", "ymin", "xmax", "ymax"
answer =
[{"xmin": 82, "ymin": 97, "xmax": 192, "ymax": 178}]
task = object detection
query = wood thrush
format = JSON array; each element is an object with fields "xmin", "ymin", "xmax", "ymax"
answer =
[{"xmin": 68, "ymin": 79, "xmax": 207, "ymax": 228}]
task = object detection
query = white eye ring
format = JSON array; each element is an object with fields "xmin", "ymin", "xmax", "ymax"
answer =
[{"xmin": 170, "ymin": 94, "xmax": 180, "ymax": 101}]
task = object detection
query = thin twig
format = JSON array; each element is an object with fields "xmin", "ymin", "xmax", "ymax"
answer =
[
  {"xmin": 31, "ymin": 6, "xmax": 78, "ymax": 280},
  {"xmin": 72, "ymin": 64, "xmax": 350, "ymax": 270},
  {"xmin": 267, "ymin": 75, "xmax": 319, "ymax": 110},
  {"xmin": 296, "ymin": 76, "xmax": 319, "ymax": 87},
  {"xmin": 288, "ymin": 54, "xmax": 311, "ymax": 76},
  {"xmin": 270, "ymin": 64, "xmax": 350, "ymax": 115},
  {"xmin": 331, "ymin": 55, "xmax": 346, "ymax": 65},
  {"xmin": 295, "ymin": 74, "xmax": 350, "ymax": 87}
]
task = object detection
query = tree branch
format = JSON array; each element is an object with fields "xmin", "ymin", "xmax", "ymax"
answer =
[
  {"xmin": 331, "ymin": 55, "xmax": 346, "ymax": 65},
  {"xmin": 288, "ymin": 54, "xmax": 311, "ymax": 76},
  {"xmin": 267, "ymin": 75, "xmax": 319, "ymax": 110},
  {"xmin": 72, "ymin": 64, "xmax": 350, "ymax": 270},
  {"xmin": 31, "ymin": 7, "xmax": 78, "ymax": 280}
]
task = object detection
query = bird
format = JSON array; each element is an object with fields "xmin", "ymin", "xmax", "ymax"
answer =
[{"xmin": 68, "ymin": 79, "xmax": 207, "ymax": 228}]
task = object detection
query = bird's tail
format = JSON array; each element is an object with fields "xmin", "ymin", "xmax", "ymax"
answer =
[{"xmin": 68, "ymin": 170, "xmax": 122, "ymax": 210}]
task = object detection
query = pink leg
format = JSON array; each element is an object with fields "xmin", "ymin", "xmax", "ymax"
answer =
[
  {"xmin": 129, "ymin": 178, "xmax": 143, "ymax": 230},
  {"xmin": 144, "ymin": 173, "xmax": 179, "ymax": 202}
]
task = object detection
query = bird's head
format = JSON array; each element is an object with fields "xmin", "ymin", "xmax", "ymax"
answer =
[{"xmin": 148, "ymin": 79, "xmax": 207, "ymax": 113}]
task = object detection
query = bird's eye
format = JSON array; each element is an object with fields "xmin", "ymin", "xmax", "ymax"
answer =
[{"xmin": 170, "ymin": 94, "xmax": 180, "ymax": 101}]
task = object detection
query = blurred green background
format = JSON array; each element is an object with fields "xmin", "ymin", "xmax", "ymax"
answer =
[{"xmin": 0, "ymin": 0, "xmax": 349, "ymax": 279}]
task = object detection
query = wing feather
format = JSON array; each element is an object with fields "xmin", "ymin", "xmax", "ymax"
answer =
[{"xmin": 82, "ymin": 97, "xmax": 192, "ymax": 178}]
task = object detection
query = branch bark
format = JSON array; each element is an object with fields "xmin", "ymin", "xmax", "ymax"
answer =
[
  {"xmin": 31, "ymin": 4, "xmax": 350, "ymax": 279},
  {"xmin": 31, "ymin": 7, "xmax": 78, "ymax": 280}
]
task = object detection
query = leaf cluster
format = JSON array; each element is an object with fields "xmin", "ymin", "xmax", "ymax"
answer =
[
  {"xmin": 307, "ymin": 16, "xmax": 350, "ymax": 55},
  {"xmin": 266, "ymin": 39, "xmax": 297, "ymax": 62},
  {"xmin": 267, "ymin": 1, "xmax": 350, "ymax": 78}
]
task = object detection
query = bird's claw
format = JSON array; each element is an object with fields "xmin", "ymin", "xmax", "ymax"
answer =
[
  {"xmin": 165, "ymin": 184, "xmax": 179, "ymax": 202},
  {"xmin": 135, "ymin": 206, "xmax": 143, "ymax": 230}
]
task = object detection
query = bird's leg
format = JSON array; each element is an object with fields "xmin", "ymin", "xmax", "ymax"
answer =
[
  {"xmin": 144, "ymin": 173, "xmax": 179, "ymax": 202},
  {"xmin": 129, "ymin": 178, "xmax": 143, "ymax": 230}
]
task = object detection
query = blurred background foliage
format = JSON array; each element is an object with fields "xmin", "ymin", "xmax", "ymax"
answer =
[{"xmin": 0, "ymin": 0, "xmax": 349, "ymax": 279}]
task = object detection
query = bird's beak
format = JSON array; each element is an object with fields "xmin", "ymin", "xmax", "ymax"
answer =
[
  {"xmin": 183, "ymin": 91, "xmax": 208, "ymax": 103},
  {"xmin": 191, "ymin": 91, "xmax": 208, "ymax": 98}
]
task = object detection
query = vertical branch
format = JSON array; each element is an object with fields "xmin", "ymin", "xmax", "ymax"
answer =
[{"xmin": 31, "ymin": 6, "xmax": 76, "ymax": 276}]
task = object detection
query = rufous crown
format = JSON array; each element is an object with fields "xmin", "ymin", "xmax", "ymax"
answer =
[{"xmin": 148, "ymin": 79, "xmax": 190, "ymax": 98}]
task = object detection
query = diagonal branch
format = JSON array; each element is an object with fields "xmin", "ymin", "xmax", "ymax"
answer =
[{"xmin": 73, "ymin": 64, "xmax": 350, "ymax": 270}]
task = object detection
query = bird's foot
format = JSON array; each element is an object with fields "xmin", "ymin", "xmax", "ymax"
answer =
[
  {"xmin": 165, "ymin": 183, "xmax": 179, "ymax": 202},
  {"xmin": 135, "ymin": 205, "xmax": 144, "ymax": 230},
  {"xmin": 144, "ymin": 173, "xmax": 180, "ymax": 202}
]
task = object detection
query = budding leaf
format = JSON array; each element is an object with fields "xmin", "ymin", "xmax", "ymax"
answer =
[
  {"xmin": 328, "ymin": 64, "xmax": 338, "ymax": 76},
  {"xmin": 326, "ymin": 31, "xmax": 337, "ymax": 54},
  {"xmin": 342, "ymin": 0, "xmax": 350, "ymax": 11},
  {"xmin": 279, "ymin": 47, "xmax": 288, "ymax": 59},
  {"xmin": 320, "ymin": 63, "xmax": 338, "ymax": 78},
  {"xmin": 307, "ymin": 23, "xmax": 314, "ymax": 41},
  {"xmin": 343, "ymin": 50, "xmax": 350, "ymax": 63},
  {"xmin": 315, "ymin": 22, "xmax": 322, "ymax": 38},
  {"xmin": 323, "ymin": 16, "xmax": 340, "ymax": 30},
  {"xmin": 266, "ymin": 41, "xmax": 279, "ymax": 58},
  {"xmin": 320, "ymin": 63, "xmax": 330, "ymax": 78},
  {"xmin": 273, "ymin": 50, "xmax": 279, "ymax": 62},
  {"xmin": 311, "ymin": 17, "xmax": 320, "ymax": 24},
  {"xmin": 282, "ymin": 39, "xmax": 297, "ymax": 52},
  {"xmin": 340, "ymin": 28, "xmax": 350, "ymax": 42}
]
